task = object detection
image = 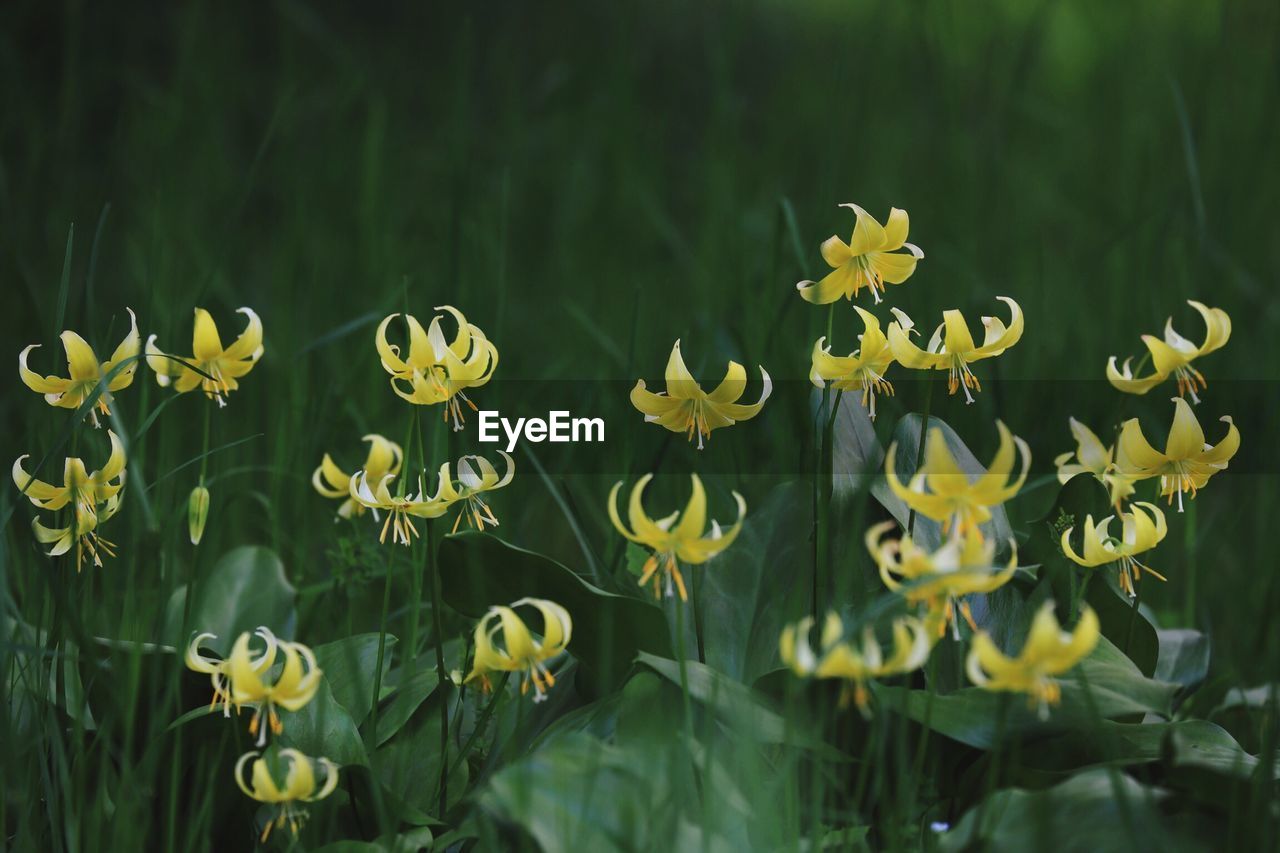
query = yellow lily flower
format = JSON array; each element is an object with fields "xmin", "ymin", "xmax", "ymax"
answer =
[
  {"xmin": 780, "ymin": 612, "xmax": 932, "ymax": 713},
  {"xmin": 796, "ymin": 204, "xmax": 924, "ymax": 305},
  {"xmin": 375, "ymin": 306, "xmax": 498, "ymax": 430},
  {"xmin": 464, "ymin": 598, "xmax": 572, "ymax": 703},
  {"xmin": 1061, "ymin": 502, "xmax": 1168, "ymax": 598},
  {"xmin": 1053, "ymin": 417, "xmax": 1136, "ymax": 507},
  {"xmin": 607, "ymin": 474, "xmax": 746, "ymax": 601},
  {"xmin": 1106, "ymin": 300, "xmax": 1231, "ymax": 402},
  {"xmin": 966, "ymin": 601, "xmax": 1099, "ymax": 717},
  {"xmin": 311, "ymin": 434, "xmax": 404, "ymax": 520},
  {"xmin": 866, "ymin": 520, "xmax": 1018, "ymax": 639},
  {"xmin": 235, "ymin": 749, "xmax": 339, "ymax": 842},
  {"xmin": 185, "ymin": 627, "xmax": 279, "ymax": 717},
  {"xmin": 18, "ymin": 308, "xmax": 140, "ymax": 427},
  {"xmin": 887, "ymin": 297, "xmax": 1024, "ymax": 403},
  {"xmin": 1115, "ymin": 398, "xmax": 1240, "ymax": 512},
  {"xmin": 226, "ymin": 631, "xmax": 322, "ymax": 746},
  {"xmin": 146, "ymin": 307, "xmax": 263, "ymax": 406},
  {"xmin": 348, "ymin": 468, "xmax": 451, "ymax": 546},
  {"xmin": 31, "ymin": 494, "xmax": 123, "ymax": 572},
  {"xmin": 434, "ymin": 451, "xmax": 515, "ymax": 533},
  {"xmin": 885, "ymin": 421, "xmax": 1030, "ymax": 539},
  {"xmin": 810, "ymin": 307, "xmax": 915, "ymax": 421},
  {"xmin": 630, "ymin": 340, "xmax": 771, "ymax": 449}
]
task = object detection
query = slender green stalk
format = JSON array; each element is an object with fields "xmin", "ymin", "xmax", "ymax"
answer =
[
  {"xmin": 1182, "ymin": 498, "xmax": 1197, "ymax": 626},
  {"xmin": 1071, "ymin": 570, "xmax": 1094, "ymax": 625},
  {"xmin": 1124, "ymin": 576, "xmax": 1145, "ymax": 658},
  {"xmin": 673, "ymin": 594, "xmax": 699, "ymax": 778},
  {"xmin": 907, "ymin": 380, "xmax": 934, "ymax": 536},
  {"xmin": 427, "ymin": 518, "xmax": 450, "ymax": 817},
  {"xmin": 447, "ymin": 672, "xmax": 509, "ymax": 780},
  {"xmin": 367, "ymin": 543, "xmax": 396, "ymax": 750}
]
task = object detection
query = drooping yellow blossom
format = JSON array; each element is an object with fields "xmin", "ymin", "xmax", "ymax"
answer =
[
  {"xmin": 608, "ymin": 474, "xmax": 746, "ymax": 600},
  {"xmin": 1106, "ymin": 300, "xmax": 1231, "ymax": 402},
  {"xmin": 185, "ymin": 627, "xmax": 279, "ymax": 717},
  {"xmin": 796, "ymin": 204, "xmax": 924, "ymax": 305},
  {"xmin": 312, "ymin": 434, "xmax": 404, "ymax": 520},
  {"xmin": 966, "ymin": 602, "xmax": 1099, "ymax": 717},
  {"xmin": 887, "ymin": 297, "xmax": 1024, "ymax": 403},
  {"xmin": 464, "ymin": 598, "xmax": 572, "ymax": 703},
  {"xmin": 434, "ymin": 451, "xmax": 515, "ymax": 533},
  {"xmin": 1053, "ymin": 417, "xmax": 1136, "ymax": 507},
  {"xmin": 810, "ymin": 307, "xmax": 914, "ymax": 421},
  {"xmin": 866, "ymin": 520, "xmax": 1017, "ymax": 639},
  {"xmin": 18, "ymin": 308, "xmax": 140, "ymax": 427},
  {"xmin": 780, "ymin": 612, "xmax": 932, "ymax": 714},
  {"xmin": 235, "ymin": 749, "xmax": 339, "ymax": 842},
  {"xmin": 885, "ymin": 421, "xmax": 1030, "ymax": 539},
  {"xmin": 146, "ymin": 307, "xmax": 263, "ymax": 406},
  {"xmin": 1061, "ymin": 502, "xmax": 1168, "ymax": 598},
  {"xmin": 630, "ymin": 340, "xmax": 771, "ymax": 449},
  {"xmin": 13, "ymin": 431, "xmax": 128, "ymax": 571},
  {"xmin": 375, "ymin": 306, "xmax": 498, "ymax": 430},
  {"xmin": 348, "ymin": 468, "xmax": 451, "ymax": 546},
  {"xmin": 1115, "ymin": 398, "xmax": 1239, "ymax": 512},
  {"xmin": 226, "ymin": 631, "xmax": 322, "ymax": 746}
]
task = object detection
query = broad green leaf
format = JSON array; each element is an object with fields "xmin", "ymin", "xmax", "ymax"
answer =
[
  {"xmin": 939, "ymin": 769, "xmax": 1189, "ymax": 852},
  {"xmin": 1155, "ymin": 629, "xmax": 1210, "ymax": 688},
  {"xmin": 438, "ymin": 531, "xmax": 672, "ymax": 695},
  {"xmin": 163, "ymin": 545, "xmax": 296, "ymax": 652},
  {"xmin": 374, "ymin": 668, "xmax": 440, "ymax": 747},
  {"xmin": 375, "ymin": 689, "xmax": 468, "ymax": 819},
  {"xmin": 314, "ymin": 633, "xmax": 397, "ymax": 727},
  {"xmin": 280, "ymin": 678, "xmax": 367, "ymax": 767}
]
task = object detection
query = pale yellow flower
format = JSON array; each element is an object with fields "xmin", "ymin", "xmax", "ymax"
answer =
[
  {"xmin": 796, "ymin": 204, "xmax": 923, "ymax": 305},
  {"xmin": 226, "ymin": 631, "xmax": 322, "ymax": 746},
  {"xmin": 348, "ymin": 468, "xmax": 451, "ymax": 545},
  {"xmin": 464, "ymin": 598, "xmax": 572, "ymax": 703},
  {"xmin": 1107, "ymin": 300, "xmax": 1231, "ymax": 402},
  {"xmin": 235, "ymin": 749, "xmax": 339, "ymax": 842},
  {"xmin": 887, "ymin": 297, "xmax": 1024, "ymax": 403},
  {"xmin": 18, "ymin": 308, "xmax": 140, "ymax": 427},
  {"xmin": 810, "ymin": 307, "xmax": 914, "ymax": 421},
  {"xmin": 433, "ymin": 451, "xmax": 515, "ymax": 533},
  {"xmin": 185, "ymin": 627, "xmax": 278, "ymax": 717},
  {"xmin": 1053, "ymin": 418, "xmax": 1136, "ymax": 507},
  {"xmin": 146, "ymin": 307, "xmax": 263, "ymax": 406},
  {"xmin": 1115, "ymin": 398, "xmax": 1239, "ymax": 511},
  {"xmin": 1060, "ymin": 502, "xmax": 1168, "ymax": 598},
  {"xmin": 312, "ymin": 434, "xmax": 404, "ymax": 520}
]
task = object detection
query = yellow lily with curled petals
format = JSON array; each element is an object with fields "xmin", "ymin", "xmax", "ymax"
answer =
[
  {"xmin": 31, "ymin": 493, "xmax": 122, "ymax": 572},
  {"xmin": 1061, "ymin": 502, "xmax": 1168, "ymax": 598},
  {"xmin": 235, "ymin": 749, "xmax": 339, "ymax": 842},
  {"xmin": 796, "ymin": 204, "xmax": 924, "ymax": 305},
  {"xmin": 887, "ymin": 297, "xmax": 1024, "ymax": 404},
  {"xmin": 375, "ymin": 306, "xmax": 498, "ymax": 430},
  {"xmin": 13, "ymin": 429, "xmax": 127, "ymax": 511},
  {"xmin": 1107, "ymin": 300, "xmax": 1231, "ymax": 402},
  {"xmin": 19, "ymin": 308, "xmax": 140, "ymax": 427},
  {"xmin": 464, "ymin": 598, "xmax": 572, "ymax": 703},
  {"xmin": 185, "ymin": 628, "xmax": 278, "ymax": 717},
  {"xmin": 226, "ymin": 631, "xmax": 322, "ymax": 746},
  {"xmin": 780, "ymin": 612, "xmax": 932, "ymax": 714},
  {"xmin": 608, "ymin": 474, "xmax": 746, "ymax": 601},
  {"xmin": 312, "ymin": 434, "xmax": 404, "ymax": 520},
  {"xmin": 1053, "ymin": 417, "xmax": 1136, "ymax": 508},
  {"xmin": 866, "ymin": 520, "xmax": 1017, "ymax": 639},
  {"xmin": 630, "ymin": 340, "xmax": 771, "ymax": 449},
  {"xmin": 966, "ymin": 601, "xmax": 1099, "ymax": 718},
  {"xmin": 348, "ymin": 468, "xmax": 451, "ymax": 546},
  {"xmin": 146, "ymin": 307, "xmax": 263, "ymax": 406},
  {"xmin": 885, "ymin": 421, "xmax": 1030, "ymax": 540},
  {"xmin": 810, "ymin": 307, "xmax": 914, "ymax": 421},
  {"xmin": 1115, "ymin": 398, "xmax": 1239, "ymax": 512},
  {"xmin": 433, "ymin": 451, "xmax": 515, "ymax": 533}
]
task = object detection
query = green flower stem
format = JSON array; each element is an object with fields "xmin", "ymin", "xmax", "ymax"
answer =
[
  {"xmin": 673, "ymin": 593, "xmax": 699, "ymax": 785},
  {"xmin": 447, "ymin": 672, "xmax": 510, "ymax": 781},
  {"xmin": 1182, "ymin": 498, "xmax": 1197, "ymax": 626},
  {"xmin": 907, "ymin": 379, "xmax": 934, "ymax": 536}
]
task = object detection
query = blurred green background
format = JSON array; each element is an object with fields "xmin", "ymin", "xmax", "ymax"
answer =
[{"xmin": 2, "ymin": 0, "xmax": 1278, "ymax": 776}]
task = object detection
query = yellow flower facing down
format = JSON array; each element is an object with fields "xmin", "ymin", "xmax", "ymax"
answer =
[
  {"xmin": 887, "ymin": 296, "xmax": 1024, "ymax": 403},
  {"xmin": 866, "ymin": 520, "xmax": 1017, "ymax": 639},
  {"xmin": 312, "ymin": 434, "xmax": 404, "ymax": 520},
  {"xmin": 464, "ymin": 598, "xmax": 572, "ymax": 703},
  {"xmin": 185, "ymin": 627, "xmax": 279, "ymax": 717},
  {"xmin": 146, "ymin": 307, "xmax": 263, "ymax": 406},
  {"xmin": 1053, "ymin": 417, "xmax": 1136, "ymax": 508},
  {"xmin": 608, "ymin": 474, "xmax": 746, "ymax": 601},
  {"xmin": 1115, "ymin": 397, "xmax": 1239, "ymax": 512},
  {"xmin": 810, "ymin": 307, "xmax": 915, "ymax": 421},
  {"xmin": 226, "ymin": 631, "xmax": 322, "ymax": 746},
  {"xmin": 796, "ymin": 204, "xmax": 924, "ymax": 305},
  {"xmin": 1107, "ymin": 300, "xmax": 1231, "ymax": 402},
  {"xmin": 375, "ymin": 306, "xmax": 498, "ymax": 430},
  {"xmin": 434, "ymin": 451, "xmax": 515, "ymax": 533},
  {"xmin": 885, "ymin": 421, "xmax": 1030, "ymax": 540},
  {"xmin": 966, "ymin": 601, "xmax": 1099, "ymax": 717},
  {"xmin": 630, "ymin": 340, "xmax": 771, "ymax": 449},
  {"xmin": 235, "ymin": 749, "xmax": 339, "ymax": 842},
  {"xmin": 14, "ymin": 431, "xmax": 128, "ymax": 571},
  {"xmin": 19, "ymin": 308, "xmax": 140, "ymax": 427},
  {"xmin": 1061, "ymin": 502, "xmax": 1168, "ymax": 598},
  {"xmin": 780, "ymin": 612, "xmax": 932, "ymax": 713},
  {"xmin": 348, "ymin": 468, "xmax": 451, "ymax": 546}
]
